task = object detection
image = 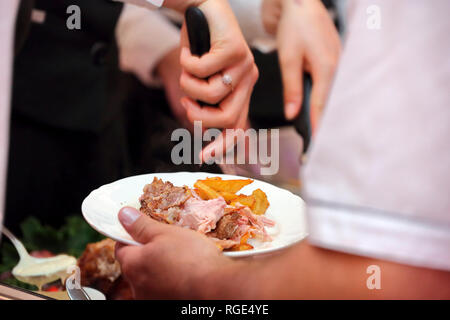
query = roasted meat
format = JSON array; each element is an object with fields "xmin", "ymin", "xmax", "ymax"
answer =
[
  {"xmin": 177, "ymin": 196, "xmax": 227, "ymax": 233},
  {"xmin": 139, "ymin": 178, "xmax": 191, "ymax": 224},
  {"xmin": 139, "ymin": 178, "xmax": 275, "ymax": 251},
  {"xmin": 139, "ymin": 178, "xmax": 227, "ymax": 233},
  {"xmin": 209, "ymin": 212, "xmax": 241, "ymax": 240},
  {"xmin": 77, "ymin": 239, "xmax": 132, "ymax": 300}
]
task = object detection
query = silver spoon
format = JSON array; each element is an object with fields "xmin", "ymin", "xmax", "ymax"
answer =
[
  {"xmin": 65, "ymin": 277, "xmax": 91, "ymax": 300},
  {"xmin": 2, "ymin": 227, "xmax": 77, "ymax": 291}
]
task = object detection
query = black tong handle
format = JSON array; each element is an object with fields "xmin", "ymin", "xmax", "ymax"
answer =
[
  {"xmin": 185, "ymin": 7, "xmax": 217, "ymax": 107},
  {"xmin": 295, "ymin": 74, "xmax": 312, "ymax": 153},
  {"xmin": 185, "ymin": 7, "xmax": 211, "ymax": 56}
]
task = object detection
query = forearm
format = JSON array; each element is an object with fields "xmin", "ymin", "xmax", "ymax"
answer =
[{"xmin": 207, "ymin": 241, "xmax": 450, "ymax": 299}]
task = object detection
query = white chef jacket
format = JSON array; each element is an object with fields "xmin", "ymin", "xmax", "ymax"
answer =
[{"xmin": 303, "ymin": 0, "xmax": 450, "ymax": 271}]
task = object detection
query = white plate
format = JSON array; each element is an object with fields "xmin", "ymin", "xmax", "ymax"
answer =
[{"xmin": 82, "ymin": 172, "xmax": 307, "ymax": 258}]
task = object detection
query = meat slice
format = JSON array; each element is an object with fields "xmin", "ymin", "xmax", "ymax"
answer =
[
  {"xmin": 238, "ymin": 206, "xmax": 275, "ymax": 241},
  {"xmin": 177, "ymin": 196, "xmax": 227, "ymax": 234},
  {"xmin": 139, "ymin": 178, "xmax": 226, "ymax": 232},
  {"xmin": 208, "ymin": 212, "xmax": 241, "ymax": 240},
  {"xmin": 139, "ymin": 178, "xmax": 191, "ymax": 224}
]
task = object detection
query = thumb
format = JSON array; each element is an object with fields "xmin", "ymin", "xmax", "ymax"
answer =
[{"xmin": 118, "ymin": 207, "xmax": 164, "ymax": 244}]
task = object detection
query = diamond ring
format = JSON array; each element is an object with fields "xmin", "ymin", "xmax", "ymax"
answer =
[{"xmin": 222, "ymin": 74, "xmax": 233, "ymax": 91}]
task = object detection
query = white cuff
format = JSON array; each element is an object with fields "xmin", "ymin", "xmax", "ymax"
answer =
[
  {"xmin": 228, "ymin": 0, "xmax": 276, "ymax": 53},
  {"xmin": 112, "ymin": 0, "xmax": 164, "ymax": 10},
  {"xmin": 306, "ymin": 202, "xmax": 450, "ymax": 271},
  {"xmin": 116, "ymin": 4, "xmax": 180, "ymax": 87}
]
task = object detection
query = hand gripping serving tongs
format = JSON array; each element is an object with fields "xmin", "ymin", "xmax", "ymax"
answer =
[{"xmin": 185, "ymin": 7, "xmax": 312, "ymax": 156}]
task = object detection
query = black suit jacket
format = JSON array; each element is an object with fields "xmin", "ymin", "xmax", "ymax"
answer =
[{"xmin": 13, "ymin": 0, "xmax": 125, "ymax": 133}]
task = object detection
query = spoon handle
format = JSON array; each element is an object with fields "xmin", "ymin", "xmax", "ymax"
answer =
[{"xmin": 2, "ymin": 227, "xmax": 30, "ymax": 260}]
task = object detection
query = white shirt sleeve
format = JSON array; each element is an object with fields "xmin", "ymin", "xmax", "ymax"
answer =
[
  {"xmin": 117, "ymin": 0, "xmax": 276, "ymax": 55},
  {"xmin": 116, "ymin": 4, "xmax": 180, "ymax": 87},
  {"xmin": 228, "ymin": 0, "xmax": 276, "ymax": 53},
  {"xmin": 0, "ymin": 0, "xmax": 19, "ymax": 233},
  {"xmin": 302, "ymin": 0, "xmax": 450, "ymax": 271}
]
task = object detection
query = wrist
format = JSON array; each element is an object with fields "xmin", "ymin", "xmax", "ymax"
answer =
[
  {"xmin": 197, "ymin": 257, "xmax": 264, "ymax": 299},
  {"xmin": 186, "ymin": 0, "xmax": 208, "ymax": 10},
  {"xmin": 203, "ymin": 258, "xmax": 245, "ymax": 299},
  {"xmin": 156, "ymin": 47, "xmax": 179, "ymax": 78},
  {"xmin": 164, "ymin": 0, "xmax": 207, "ymax": 12}
]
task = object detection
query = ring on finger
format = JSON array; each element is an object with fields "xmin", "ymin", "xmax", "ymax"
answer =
[{"xmin": 222, "ymin": 73, "xmax": 234, "ymax": 92}]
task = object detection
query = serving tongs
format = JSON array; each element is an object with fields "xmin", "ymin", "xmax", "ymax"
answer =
[{"xmin": 185, "ymin": 6, "xmax": 219, "ymax": 109}]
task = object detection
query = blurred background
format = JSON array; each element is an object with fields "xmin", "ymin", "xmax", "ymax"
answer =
[{"xmin": 1, "ymin": 0, "xmax": 345, "ymax": 294}]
